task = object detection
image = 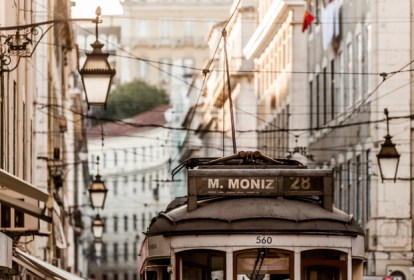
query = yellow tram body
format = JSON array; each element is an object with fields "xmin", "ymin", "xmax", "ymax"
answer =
[{"xmin": 139, "ymin": 152, "xmax": 365, "ymax": 280}]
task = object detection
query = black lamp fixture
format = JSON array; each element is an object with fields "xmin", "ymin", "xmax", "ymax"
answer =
[
  {"xmin": 78, "ymin": 7, "xmax": 116, "ymax": 109},
  {"xmin": 92, "ymin": 214, "xmax": 104, "ymax": 239},
  {"xmin": 88, "ymin": 156, "xmax": 108, "ymax": 209},
  {"xmin": 376, "ymin": 108, "xmax": 400, "ymax": 182}
]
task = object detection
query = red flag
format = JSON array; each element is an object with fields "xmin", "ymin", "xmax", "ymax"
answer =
[{"xmin": 302, "ymin": 10, "xmax": 315, "ymax": 32}]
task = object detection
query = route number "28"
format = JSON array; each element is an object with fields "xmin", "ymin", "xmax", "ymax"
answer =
[
  {"xmin": 289, "ymin": 177, "xmax": 311, "ymax": 190},
  {"xmin": 256, "ymin": 236, "xmax": 273, "ymax": 244}
]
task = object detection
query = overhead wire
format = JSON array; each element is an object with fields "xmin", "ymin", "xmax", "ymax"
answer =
[{"xmin": 26, "ymin": 1, "xmax": 414, "ymax": 162}]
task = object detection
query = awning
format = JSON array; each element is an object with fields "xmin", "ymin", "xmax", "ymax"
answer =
[
  {"xmin": 0, "ymin": 167, "xmax": 51, "ymax": 222},
  {"xmin": 0, "ymin": 168, "xmax": 49, "ymax": 202},
  {"xmin": 13, "ymin": 248, "xmax": 85, "ymax": 280},
  {"xmin": 0, "ymin": 192, "xmax": 51, "ymax": 223}
]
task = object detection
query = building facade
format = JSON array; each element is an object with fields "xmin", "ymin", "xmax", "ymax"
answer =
[
  {"xmin": 86, "ymin": 105, "xmax": 172, "ymax": 280},
  {"xmin": 179, "ymin": 0, "xmax": 257, "ymax": 161},
  {"xmin": 304, "ymin": 0, "xmax": 414, "ymax": 278},
  {"xmin": 180, "ymin": 0, "xmax": 414, "ymax": 278},
  {"xmin": 244, "ymin": 0, "xmax": 308, "ymax": 160},
  {"xmin": 0, "ymin": 0, "xmax": 89, "ymax": 278}
]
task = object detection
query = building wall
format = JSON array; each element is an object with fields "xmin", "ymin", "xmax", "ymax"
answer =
[
  {"xmin": 244, "ymin": 0, "xmax": 307, "ymax": 159},
  {"xmin": 304, "ymin": 0, "xmax": 414, "ymax": 278},
  {"xmin": 180, "ymin": 0, "xmax": 414, "ymax": 278},
  {"xmin": 87, "ymin": 107, "xmax": 171, "ymax": 280},
  {"xmin": 0, "ymin": 0, "xmax": 87, "ymax": 278}
]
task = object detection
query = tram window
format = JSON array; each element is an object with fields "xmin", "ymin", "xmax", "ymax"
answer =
[
  {"xmin": 301, "ymin": 249, "xmax": 347, "ymax": 280},
  {"xmin": 235, "ymin": 249, "xmax": 292, "ymax": 280},
  {"xmin": 143, "ymin": 259, "xmax": 171, "ymax": 280},
  {"xmin": 177, "ymin": 250, "xmax": 225, "ymax": 280}
]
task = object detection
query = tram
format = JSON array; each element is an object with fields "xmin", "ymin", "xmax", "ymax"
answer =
[{"xmin": 139, "ymin": 151, "xmax": 364, "ymax": 280}]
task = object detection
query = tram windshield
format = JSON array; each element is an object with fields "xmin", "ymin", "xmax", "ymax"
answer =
[
  {"xmin": 177, "ymin": 250, "xmax": 225, "ymax": 280},
  {"xmin": 235, "ymin": 249, "xmax": 291, "ymax": 280}
]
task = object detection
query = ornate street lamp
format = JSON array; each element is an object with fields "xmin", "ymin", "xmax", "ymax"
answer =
[
  {"xmin": 88, "ymin": 156, "xmax": 108, "ymax": 209},
  {"xmin": 88, "ymin": 174, "xmax": 108, "ymax": 209},
  {"xmin": 79, "ymin": 7, "xmax": 116, "ymax": 109},
  {"xmin": 0, "ymin": 7, "xmax": 115, "ymax": 109},
  {"xmin": 377, "ymin": 108, "xmax": 400, "ymax": 182},
  {"xmin": 92, "ymin": 214, "xmax": 104, "ymax": 239}
]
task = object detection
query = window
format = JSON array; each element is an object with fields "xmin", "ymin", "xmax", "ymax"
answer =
[
  {"xmin": 114, "ymin": 151, "xmax": 118, "ymax": 166},
  {"xmin": 103, "ymin": 153, "xmax": 107, "ymax": 168},
  {"xmin": 347, "ymin": 160, "xmax": 352, "ymax": 213},
  {"xmin": 236, "ymin": 249, "xmax": 291, "ymax": 279},
  {"xmin": 160, "ymin": 20, "xmax": 170, "ymax": 41},
  {"xmin": 356, "ymin": 155, "xmax": 361, "ymax": 222},
  {"xmin": 124, "ymin": 242, "xmax": 128, "ymax": 261},
  {"xmin": 137, "ymin": 60, "xmax": 148, "ymax": 79},
  {"xmin": 178, "ymin": 250, "xmax": 225, "ymax": 280},
  {"xmin": 334, "ymin": 164, "xmax": 343, "ymax": 209},
  {"xmin": 133, "ymin": 214, "xmax": 137, "ymax": 230},
  {"xmin": 356, "ymin": 33, "xmax": 363, "ymax": 100},
  {"xmin": 114, "ymin": 180, "xmax": 118, "ymax": 195},
  {"xmin": 338, "ymin": 51, "xmax": 345, "ymax": 113},
  {"xmin": 133, "ymin": 242, "xmax": 137, "ymax": 260},
  {"xmin": 338, "ymin": 164, "xmax": 343, "ymax": 210},
  {"xmin": 331, "ymin": 59, "xmax": 335, "ymax": 119},
  {"xmin": 102, "ymin": 243, "xmax": 107, "ymax": 263},
  {"xmin": 133, "ymin": 148, "xmax": 137, "ymax": 163},
  {"xmin": 366, "ymin": 149, "xmax": 371, "ymax": 220},
  {"xmin": 309, "ymin": 80, "xmax": 313, "ymax": 130},
  {"xmin": 142, "ymin": 176, "xmax": 146, "ymax": 192},
  {"xmin": 1, "ymin": 204, "xmax": 11, "ymax": 227},
  {"xmin": 184, "ymin": 20, "xmax": 193, "ymax": 38},
  {"xmin": 142, "ymin": 213, "xmax": 146, "ymax": 231},
  {"xmin": 323, "ymin": 67, "xmax": 327, "ymax": 124},
  {"xmin": 124, "ymin": 149, "xmax": 128, "ymax": 164},
  {"xmin": 366, "ymin": 25, "xmax": 372, "ymax": 95},
  {"xmin": 347, "ymin": 43, "xmax": 353, "ymax": 107},
  {"xmin": 160, "ymin": 58, "xmax": 171, "ymax": 82},
  {"xmin": 137, "ymin": 20, "xmax": 149, "ymax": 39},
  {"xmin": 316, "ymin": 74, "xmax": 320, "ymax": 128},
  {"xmin": 114, "ymin": 243, "xmax": 118, "ymax": 262},
  {"xmin": 124, "ymin": 215, "xmax": 128, "ymax": 232},
  {"xmin": 302, "ymin": 249, "xmax": 347, "ymax": 279},
  {"xmin": 183, "ymin": 58, "xmax": 195, "ymax": 77},
  {"xmin": 14, "ymin": 199, "xmax": 24, "ymax": 227},
  {"xmin": 102, "ymin": 217, "xmax": 107, "ymax": 233},
  {"xmin": 114, "ymin": 216, "xmax": 118, "ymax": 233}
]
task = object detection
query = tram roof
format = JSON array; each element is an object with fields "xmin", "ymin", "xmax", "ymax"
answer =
[{"xmin": 146, "ymin": 196, "xmax": 364, "ymax": 237}]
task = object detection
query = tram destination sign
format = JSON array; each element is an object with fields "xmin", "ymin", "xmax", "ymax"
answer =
[{"xmin": 188, "ymin": 169, "xmax": 332, "ymax": 196}]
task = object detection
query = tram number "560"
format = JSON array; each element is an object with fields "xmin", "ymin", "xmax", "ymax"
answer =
[{"xmin": 256, "ymin": 236, "xmax": 273, "ymax": 244}]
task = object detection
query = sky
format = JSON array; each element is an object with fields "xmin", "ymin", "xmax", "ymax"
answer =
[{"xmin": 71, "ymin": 0, "xmax": 124, "ymax": 18}]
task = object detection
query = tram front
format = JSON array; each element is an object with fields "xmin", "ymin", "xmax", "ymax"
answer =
[{"xmin": 139, "ymin": 153, "xmax": 364, "ymax": 280}]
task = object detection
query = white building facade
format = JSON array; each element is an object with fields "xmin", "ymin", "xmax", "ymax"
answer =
[{"xmin": 87, "ymin": 105, "xmax": 172, "ymax": 280}]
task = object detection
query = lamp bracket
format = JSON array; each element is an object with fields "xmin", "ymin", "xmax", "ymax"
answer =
[{"xmin": 0, "ymin": 18, "xmax": 95, "ymax": 73}]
